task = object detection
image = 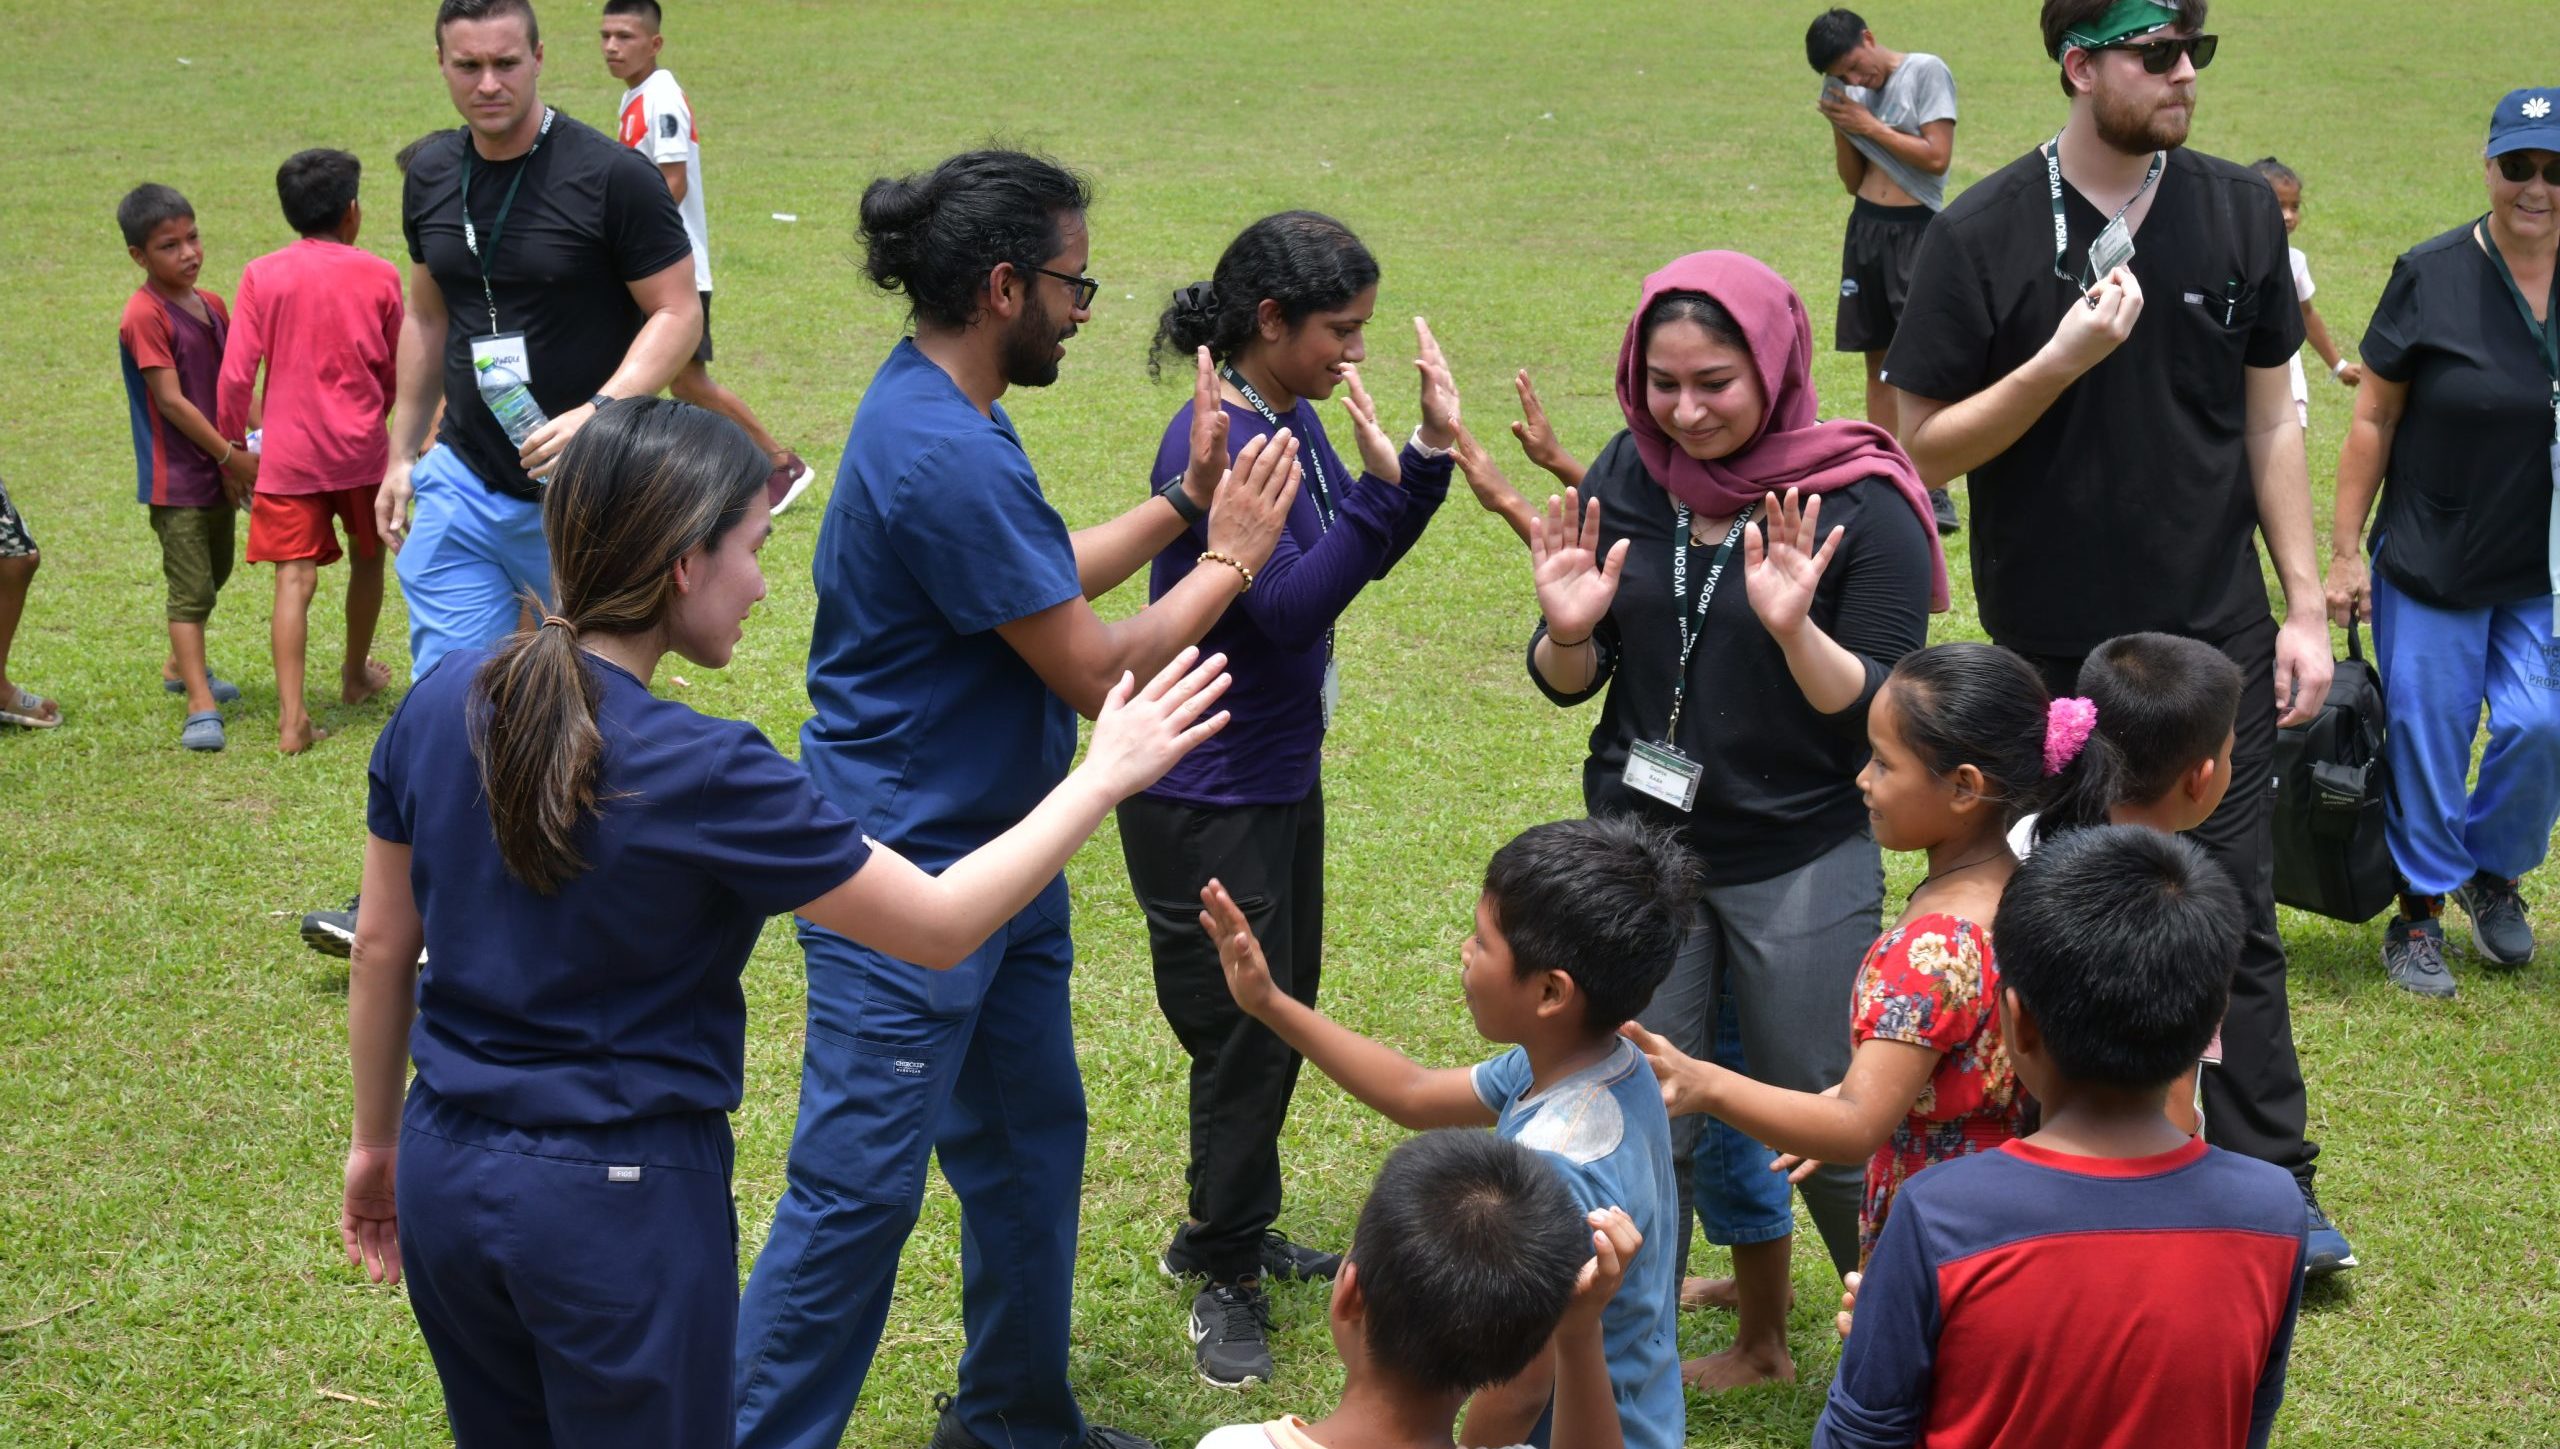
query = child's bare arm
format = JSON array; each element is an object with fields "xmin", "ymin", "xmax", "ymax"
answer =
[
  {"xmin": 2299, "ymin": 299, "xmax": 2360, "ymax": 384},
  {"xmin": 1625, "ymin": 1022, "xmax": 1940, "ymax": 1165},
  {"xmin": 1550, "ymin": 1208, "xmax": 1639, "ymax": 1449},
  {"xmin": 1202, "ymin": 881, "xmax": 1496, "ymax": 1130},
  {"xmin": 1461, "ymin": 1348, "xmax": 1554, "ymax": 1449}
]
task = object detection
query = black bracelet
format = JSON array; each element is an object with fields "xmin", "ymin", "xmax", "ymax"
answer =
[
  {"xmin": 1156, "ymin": 475, "xmax": 1207, "ymax": 525},
  {"xmin": 1546, "ymin": 630, "xmax": 1592, "ymax": 649}
]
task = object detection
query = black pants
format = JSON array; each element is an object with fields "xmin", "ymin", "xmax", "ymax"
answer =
[
  {"xmin": 2018, "ymin": 614, "xmax": 2318, "ymax": 1183},
  {"xmin": 1118, "ymin": 787, "xmax": 1325, "ymax": 1282}
]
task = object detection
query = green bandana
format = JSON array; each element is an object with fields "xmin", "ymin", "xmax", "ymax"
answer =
[{"xmin": 2053, "ymin": 0, "xmax": 2182, "ymax": 59}]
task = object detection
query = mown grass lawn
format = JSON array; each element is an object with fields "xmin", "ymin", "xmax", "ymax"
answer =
[{"xmin": 2, "ymin": 1, "xmax": 2554, "ymax": 1444}]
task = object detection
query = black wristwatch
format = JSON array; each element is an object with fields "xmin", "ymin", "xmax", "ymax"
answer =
[
  {"xmin": 589, "ymin": 392, "xmax": 616, "ymax": 412},
  {"xmin": 1156, "ymin": 475, "xmax": 1207, "ymax": 525}
]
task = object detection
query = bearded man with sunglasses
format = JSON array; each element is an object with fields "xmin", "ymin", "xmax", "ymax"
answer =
[{"xmin": 1881, "ymin": 0, "xmax": 2355, "ymax": 1277}]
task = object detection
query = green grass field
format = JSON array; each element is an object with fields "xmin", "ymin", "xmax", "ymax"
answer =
[{"xmin": 4, "ymin": 1, "xmax": 2556, "ymax": 1443}]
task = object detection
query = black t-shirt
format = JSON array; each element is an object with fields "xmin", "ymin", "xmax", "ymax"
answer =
[
  {"xmin": 1883, "ymin": 146, "xmax": 2305, "ymax": 655},
  {"xmin": 403, "ymin": 111, "xmax": 694, "ymax": 499},
  {"xmin": 2361, "ymin": 220, "xmax": 2559, "ymax": 609},
  {"xmin": 1528, "ymin": 432, "xmax": 1932, "ymax": 886}
]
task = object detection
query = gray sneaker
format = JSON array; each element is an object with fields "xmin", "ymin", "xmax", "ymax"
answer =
[
  {"xmin": 2453, "ymin": 874, "xmax": 2535, "ymax": 968},
  {"xmin": 1188, "ymin": 1278, "xmax": 1274, "ymax": 1389},
  {"xmin": 2382, "ymin": 915, "xmax": 2457, "ymax": 998}
]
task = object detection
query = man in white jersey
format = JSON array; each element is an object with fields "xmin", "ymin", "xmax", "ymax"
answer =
[
  {"xmin": 601, "ymin": 0, "xmax": 817, "ymax": 513},
  {"xmin": 1804, "ymin": 6, "xmax": 1961, "ymax": 534}
]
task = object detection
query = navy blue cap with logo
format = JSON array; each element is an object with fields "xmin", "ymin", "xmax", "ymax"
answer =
[{"xmin": 2485, "ymin": 87, "xmax": 2560, "ymax": 157}]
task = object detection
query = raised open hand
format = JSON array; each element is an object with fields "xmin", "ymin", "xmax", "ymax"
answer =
[
  {"xmin": 1337, "ymin": 364, "xmax": 1402, "ymax": 483},
  {"xmin": 1529, "ymin": 487, "xmax": 1627, "ymax": 644},
  {"xmin": 1180, "ymin": 345, "xmax": 1231, "ymax": 513},
  {"xmin": 1510, "ymin": 369, "xmax": 1582, "ymax": 484},
  {"xmin": 1205, "ymin": 427, "xmax": 1303, "ymax": 572},
  {"xmin": 1742, "ymin": 488, "xmax": 1846, "ymax": 642},
  {"xmin": 1198, "ymin": 879, "xmax": 1277, "ymax": 1018},
  {"xmin": 1413, "ymin": 316, "xmax": 1460, "ymax": 449},
  {"xmin": 1079, "ymin": 647, "xmax": 1234, "ymax": 800},
  {"xmin": 1451, "ymin": 425, "xmax": 1534, "ymax": 541}
]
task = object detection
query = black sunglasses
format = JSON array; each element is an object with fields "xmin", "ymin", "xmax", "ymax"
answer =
[
  {"xmin": 1027, "ymin": 265, "xmax": 1099, "ymax": 310},
  {"xmin": 2495, "ymin": 153, "xmax": 2560, "ymax": 185},
  {"xmin": 2093, "ymin": 33, "xmax": 2218, "ymax": 74}
]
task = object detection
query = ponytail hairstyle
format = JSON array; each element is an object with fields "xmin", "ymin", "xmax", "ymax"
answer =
[
  {"xmin": 857, "ymin": 149, "xmax": 1093, "ymax": 331},
  {"xmin": 1148, "ymin": 210, "xmax": 1379, "ymax": 379},
  {"xmin": 1886, "ymin": 641, "xmax": 2119, "ymax": 837},
  {"xmin": 469, "ymin": 398, "xmax": 770, "ymax": 893}
]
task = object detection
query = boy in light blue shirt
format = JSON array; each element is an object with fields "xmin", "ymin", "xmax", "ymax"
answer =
[{"xmin": 1205, "ymin": 815, "xmax": 1696, "ymax": 1449}]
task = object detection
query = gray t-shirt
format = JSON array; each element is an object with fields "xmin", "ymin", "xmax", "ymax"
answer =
[{"xmin": 1827, "ymin": 51, "xmax": 1958, "ymax": 210}]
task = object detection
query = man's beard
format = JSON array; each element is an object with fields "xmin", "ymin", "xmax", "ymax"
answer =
[
  {"xmin": 1002, "ymin": 292, "xmax": 1071, "ymax": 389},
  {"xmin": 2092, "ymin": 82, "xmax": 2193, "ymax": 153}
]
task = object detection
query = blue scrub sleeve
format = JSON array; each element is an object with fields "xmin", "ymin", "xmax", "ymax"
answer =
[
  {"xmin": 694, "ymin": 725, "xmax": 876, "ymax": 916},
  {"xmin": 889, "ymin": 428, "xmax": 1083, "ymax": 636},
  {"xmin": 365, "ymin": 691, "xmax": 413, "ymax": 844}
]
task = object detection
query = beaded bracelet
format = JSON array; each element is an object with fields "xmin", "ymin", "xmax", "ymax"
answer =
[{"xmin": 1198, "ymin": 550, "xmax": 1255, "ymax": 592}]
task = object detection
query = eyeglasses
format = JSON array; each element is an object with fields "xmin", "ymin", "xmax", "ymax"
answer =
[
  {"xmin": 2091, "ymin": 33, "xmax": 2218, "ymax": 74},
  {"xmin": 1027, "ymin": 265, "xmax": 1099, "ymax": 310},
  {"xmin": 2494, "ymin": 153, "xmax": 2560, "ymax": 185}
]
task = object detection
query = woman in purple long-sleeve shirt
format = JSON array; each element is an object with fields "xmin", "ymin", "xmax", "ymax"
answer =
[{"xmin": 1119, "ymin": 211, "xmax": 1472, "ymax": 1391}]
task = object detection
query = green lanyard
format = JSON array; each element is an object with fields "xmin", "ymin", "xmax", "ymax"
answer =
[
  {"xmin": 457, "ymin": 107, "xmax": 556, "ymax": 336},
  {"xmin": 2479, "ymin": 214, "xmax": 2560, "ymax": 431}
]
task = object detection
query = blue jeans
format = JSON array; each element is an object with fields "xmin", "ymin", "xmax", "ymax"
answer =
[
  {"xmin": 396, "ymin": 445, "xmax": 550, "ymax": 680},
  {"xmin": 2372, "ymin": 569, "xmax": 2560, "ymax": 896},
  {"xmin": 733, "ymin": 877, "xmax": 1087, "ymax": 1449}
]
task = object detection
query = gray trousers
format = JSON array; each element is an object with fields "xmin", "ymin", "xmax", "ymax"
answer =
[{"xmin": 1636, "ymin": 827, "xmax": 1882, "ymax": 1280}]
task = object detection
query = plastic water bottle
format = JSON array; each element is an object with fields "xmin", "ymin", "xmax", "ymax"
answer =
[{"xmin": 475, "ymin": 356, "xmax": 549, "ymax": 448}]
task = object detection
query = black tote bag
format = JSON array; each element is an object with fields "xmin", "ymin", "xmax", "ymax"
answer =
[{"xmin": 2270, "ymin": 623, "xmax": 2396, "ymax": 923}]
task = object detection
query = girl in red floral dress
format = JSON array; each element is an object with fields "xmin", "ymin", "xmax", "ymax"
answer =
[{"xmin": 1628, "ymin": 640, "xmax": 2115, "ymax": 1265}]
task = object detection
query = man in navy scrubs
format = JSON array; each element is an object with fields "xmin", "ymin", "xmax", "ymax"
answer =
[{"xmin": 731, "ymin": 150, "xmax": 1297, "ymax": 1449}]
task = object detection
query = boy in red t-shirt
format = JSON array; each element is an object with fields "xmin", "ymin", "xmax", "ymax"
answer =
[
  {"xmin": 119, "ymin": 183, "xmax": 251, "ymax": 752},
  {"xmin": 217, "ymin": 149, "xmax": 403, "ymax": 752}
]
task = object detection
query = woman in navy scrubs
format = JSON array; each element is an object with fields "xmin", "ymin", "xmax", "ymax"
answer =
[{"xmin": 338, "ymin": 399, "xmax": 1231, "ymax": 1449}]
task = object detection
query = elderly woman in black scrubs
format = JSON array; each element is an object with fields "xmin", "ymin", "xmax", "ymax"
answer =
[{"xmin": 2328, "ymin": 85, "xmax": 2560, "ymax": 999}]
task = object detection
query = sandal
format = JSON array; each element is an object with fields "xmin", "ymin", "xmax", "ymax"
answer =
[
  {"xmin": 165, "ymin": 672, "xmax": 243, "ymax": 705},
  {"xmin": 0, "ymin": 685, "xmax": 60, "ymax": 728},
  {"xmin": 180, "ymin": 710, "xmax": 226, "ymax": 752}
]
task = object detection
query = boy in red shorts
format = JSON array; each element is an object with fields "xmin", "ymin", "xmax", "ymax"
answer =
[{"xmin": 217, "ymin": 148, "xmax": 402, "ymax": 752}]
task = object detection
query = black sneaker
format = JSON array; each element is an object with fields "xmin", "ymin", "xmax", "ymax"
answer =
[
  {"xmin": 2381, "ymin": 914, "xmax": 2457, "ymax": 998},
  {"xmin": 1929, "ymin": 487, "xmax": 1961, "ymax": 535},
  {"xmin": 928, "ymin": 1393, "xmax": 1157, "ymax": 1449},
  {"xmin": 2299, "ymin": 1177, "xmax": 2358, "ymax": 1276},
  {"xmin": 1189, "ymin": 1278, "xmax": 1275, "ymax": 1389},
  {"xmin": 1162, "ymin": 1224, "xmax": 1341, "ymax": 1285},
  {"xmin": 2453, "ymin": 873, "xmax": 2536, "ymax": 968},
  {"xmin": 301, "ymin": 896, "xmax": 358, "ymax": 958}
]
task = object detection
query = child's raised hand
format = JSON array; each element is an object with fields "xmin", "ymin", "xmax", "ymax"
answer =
[
  {"xmin": 1199, "ymin": 880, "xmax": 1278, "ymax": 1017},
  {"xmin": 1558, "ymin": 1206, "xmax": 1642, "ymax": 1339},
  {"xmin": 1338, "ymin": 364, "xmax": 1403, "ymax": 483},
  {"xmin": 1836, "ymin": 1270, "xmax": 1863, "ymax": 1340},
  {"xmin": 1618, "ymin": 1020, "xmax": 1714, "ymax": 1118}
]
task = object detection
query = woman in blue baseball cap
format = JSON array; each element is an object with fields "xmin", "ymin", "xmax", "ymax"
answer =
[{"xmin": 2326, "ymin": 85, "xmax": 2560, "ymax": 998}]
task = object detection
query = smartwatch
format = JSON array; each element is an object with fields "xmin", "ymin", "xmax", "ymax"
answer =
[{"xmin": 1156, "ymin": 475, "xmax": 1207, "ymax": 525}]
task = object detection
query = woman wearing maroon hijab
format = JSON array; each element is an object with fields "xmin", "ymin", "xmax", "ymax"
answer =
[{"xmin": 1502, "ymin": 251, "xmax": 1940, "ymax": 1390}]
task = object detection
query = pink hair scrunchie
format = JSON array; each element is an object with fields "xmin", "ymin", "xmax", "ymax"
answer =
[{"xmin": 2045, "ymin": 696, "xmax": 2099, "ymax": 776}]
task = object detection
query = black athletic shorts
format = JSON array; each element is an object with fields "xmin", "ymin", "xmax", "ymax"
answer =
[
  {"xmin": 1834, "ymin": 198, "xmax": 1933, "ymax": 353},
  {"xmin": 692, "ymin": 290, "xmax": 715, "ymax": 365}
]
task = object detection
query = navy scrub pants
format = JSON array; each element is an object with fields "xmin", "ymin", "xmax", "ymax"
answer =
[
  {"xmin": 395, "ymin": 1086, "xmax": 738, "ymax": 1449},
  {"xmin": 733, "ymin": 876, "xmax": 1087, "ymax": 1449}
]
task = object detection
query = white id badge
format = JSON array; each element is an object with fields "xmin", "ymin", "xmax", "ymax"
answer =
[
  {"xmin": 2087, "ymin": 215, "xmax": 2136, "ymax": 283},
  {"xmin": 1624, "ymin": 739, "xmax": 1703, "ymax": 813},
  {"xmin": 1321, "ymin": 657, "xmax": 1341, "ymax": 731},
  {"xmin": 469, "ymin": 331, "xmax": 533, "ymax": 382}
]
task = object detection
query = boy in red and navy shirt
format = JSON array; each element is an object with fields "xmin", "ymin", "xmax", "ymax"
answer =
[
  {"xmin": 217, "ymin": 148, "xmax": 403, "ymax": 753},
  {"xmin": 1817, "ymin": 825, "xmax": 2305, "ymax": 1449},
  {"xmin": 119, "ymin": 182, "xmax": 251, "ymax": 751}
]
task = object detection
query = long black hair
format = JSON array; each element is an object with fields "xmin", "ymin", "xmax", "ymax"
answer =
[
  {"xmin": 858, "ymin": 149, "xmax": 1093, "ymax": 331},
  {"xmin": 1148, "ymin": 211, "xmax": 1378, "ymax": 378},
  {"xmin": 1887, "ymin": 642, "xmax": 2118, "ymax": 836}
]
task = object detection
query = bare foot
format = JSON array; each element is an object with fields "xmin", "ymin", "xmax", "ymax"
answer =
[
  {"xmin": 1681, "ymin": 1341, "xmax": 1796, "ymax": 1393},
  {"xmin": 342, "ymin": 657, "xmax": 392, "ymax": 706},
  {"xmin": 279, "ymin": 718, "xmax": 330, "ymax": 755},
  {"xmin": 1681, "ymin": 1275, "xmax": 1796, "ymax": 1312}
]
